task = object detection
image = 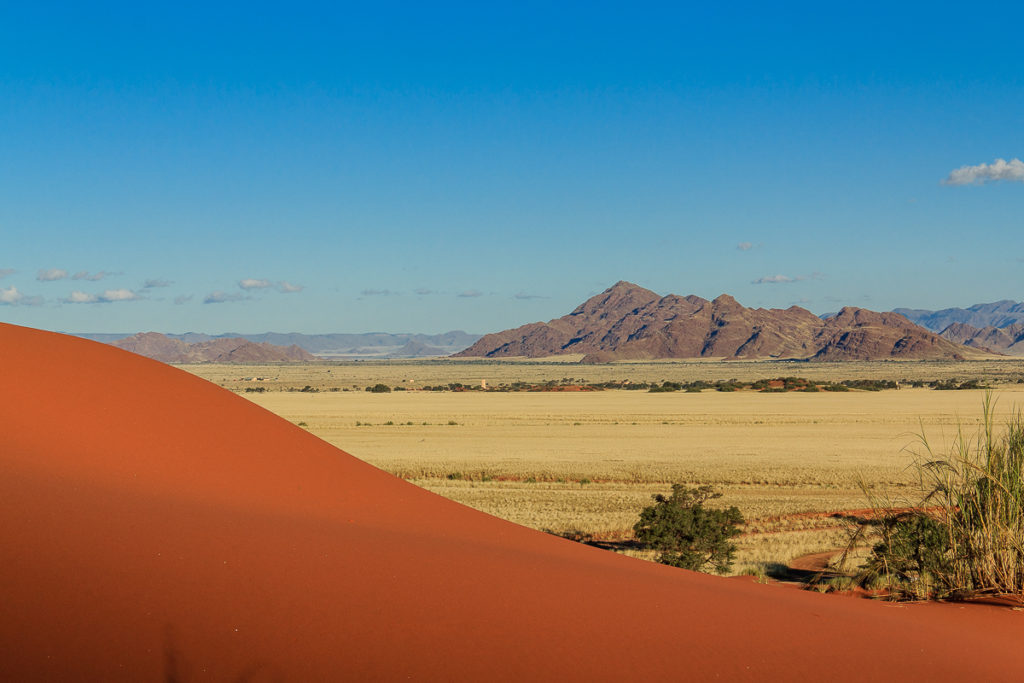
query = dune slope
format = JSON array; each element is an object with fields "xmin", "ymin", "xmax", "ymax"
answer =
[{"xmin": 1, "ymin": 322, "xmax": 1021, "ymax": 681}]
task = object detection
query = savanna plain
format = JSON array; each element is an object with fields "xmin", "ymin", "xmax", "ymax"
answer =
[{"xmin": 186, "ymin": 359, "xmax": 1024, "ymax": 577}]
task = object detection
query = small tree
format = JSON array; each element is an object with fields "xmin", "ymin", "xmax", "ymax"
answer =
[{"xmin": 633, "ymin": 484, "xmax": 744, "ymax": 574}]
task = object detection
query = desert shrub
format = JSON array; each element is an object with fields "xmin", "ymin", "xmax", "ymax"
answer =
[
  {"xmin": 931, "ymin": 379, "xmax": 988, "ymax": 391},
  {"xmin": 844, "ymin": 396, "xmax": 1024, "ymax": 600},
  {"xmin": 366, "ymin": 383, "xmax": 391, "ymax": 393},
  {"xmin": 841, "ymin": 379, "xmax": 897, "ymax": 391},
  {"xmin": 633, "ymin": 484, "xmax": 744, "ymax": 574}
]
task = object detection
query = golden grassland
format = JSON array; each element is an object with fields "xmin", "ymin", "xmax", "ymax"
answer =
[{"xmin": 183, "ymin": 361, "xmax": 1024, "ymax": 575}]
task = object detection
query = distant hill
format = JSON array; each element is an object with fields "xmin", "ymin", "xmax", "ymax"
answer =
[
  {"xmin": 73, "ymin": 330, "xmax": 481, "ymax": 358},
  {"xmin": 938, "ymin": 322, "xmax": 1024, "ymax": 356},
  {"xmin": 893, "ymin": 300, "xmax": 1024, "ymax": 332},
  {"xmin": 110, "ymin": 332, "xmax": 317, "ymax": 363},
  {"xmin": 456, "ymin": 281, "xmax": 987, "ymax": 362}
]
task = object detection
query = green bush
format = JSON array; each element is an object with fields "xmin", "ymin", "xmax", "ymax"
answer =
[
  {"xmin": 633, "ymin": 484, "xmax": 744, "ymax": 574},
  {"xmin": 845, "ymin": 396, "xmax": 1024, "ymax": 600},
  {"xmin": 366, "ymin": 383, "xmax": 391, "ymax": 393}
]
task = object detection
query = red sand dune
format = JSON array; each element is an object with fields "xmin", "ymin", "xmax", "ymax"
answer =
[{"xmin": 1, "ymin": 322, "xmax": 1022, "ymax": 681}]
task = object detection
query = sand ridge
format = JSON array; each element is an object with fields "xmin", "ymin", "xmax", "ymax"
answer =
[{"xmin": 1, "ymin": 322, "xmax": 1022, "ymax": 681}]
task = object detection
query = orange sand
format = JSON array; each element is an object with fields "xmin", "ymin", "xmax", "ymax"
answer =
[{"xmin": 1, "ymin": 322, "xmax": 1022, "ymax": 681}]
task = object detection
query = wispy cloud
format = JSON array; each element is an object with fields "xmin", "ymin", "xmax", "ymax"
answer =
[
  {"xmin": 752, "ymin": 272, "xmax": 824, "ymax": 285},
  {"xmin": 204, "ymin": 291, "xmax": 248, "ymax": 304},
  {"xmin": 737, "ymin": 241, "xmax": 757, "ymax": 251},
  {"xmin": 944, "ymin": 157, "xmax": 1024, "ymax": 185},
  {"xmin": 71, "ymin": 271, "xmax": 108, "ymax": 281},
  {"xmin": 235, "ymin": 278, "xmax": 302, "ymax": 293},
  {"xmin": 458, "ymin": 289, "xmax": 483, "ymax": 298},
  {"xmin": 143, "ymin": 279, "xmax": 173, "ymax": 288},
  {"xmin": 0, "ymin": 268, "xmax": 15, "ymax": 279},
  {"xmin": 63, "ymin": 288, "xmax": 141, "ymax": 304},
  {"xmin": 414, "ymin": 288, "xmax": 435, "ymax": 296},
  {"xmin": 752, "ymin": 274, "xmax": 796, "ymax": 284},
  {"xmin": 361, "ymin": 288, "xmax": 398, "ymax": 297},
  {"xmin": 37, "ymin": 268, "xmax": 68, "ymax": 281},
  {"xmin": 239, "ymin": 278, "xmax": 273, "ymax": 290},
  {"xmin": 514, "ymin": 292, "xmax": 547, "ymax": 300},
  {"xmin": 173, "ymin": 294, "xmax": 193, "ymax": 305}
]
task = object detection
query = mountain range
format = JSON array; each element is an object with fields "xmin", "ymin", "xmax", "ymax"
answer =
[
  {"xmin": 456, "ymin": 281, "xmax": 989, "ymax": 362},
  {"xmin": 74, "ymin": 330, "xmax": 481, "ymax": 359},
  {"xmin": 890, "ymin": 300, "xmax": 1024, "ymax": 356},
  {"xmin": 893, "ymin": 300, "xmax": 1024, "ymax": 332},
  {"xmin": 109, "ymin": 333, "xmax": 317, "ymax": 363},
  {"xmin": 937, "ymin": 322, "xmax": 1024, "ymax": 356}
]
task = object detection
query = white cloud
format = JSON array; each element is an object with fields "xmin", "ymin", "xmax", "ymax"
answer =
[
  {"xmin": 514, "ymin": 292, "xmax": 547, "ymax": 300},
  {"xmin": 278, "ymin": 281, "xmax": 303, "ymax": 293},
  {"xmin": 0, "ymin": 268, "xmax": 15, "ymax": 279},
  {"xmin": 2, "ymin": 287, "xmax": 44, "ymax": 306},
  {"xmin": 752, "ymin": 274, "xmax": 796, "ymax": 284},
  {"xmin": 99, "ymin": 288, "xmax": 139, "ymax": 302},
  {"xmin": 0, "ymin": 286, "xmax": 23, "ymax": 304},
  {"xmin": 65, "ymin": 290, "xmax": 99, "ymax": 303},
  {"xmin": 361, "ymin": 288, "xmax": 397, "ymax": 297},
  {"xmin": 37, "ymin": 268, "xmax": 68, "ymax": 281},
  {"xmin": 62, "ymin": 289, "xmax": 140, "ymax": 304},
  {"xmin": 414, "ymin": 288, "xmax": 434, "ymax": 296},
  {"xmin": 72, "ymin": 271, "xmax": 108, "ymax": 281},
  {"xmin": 458, "ymin": 290, "xmax": 483, "ymax": 298},
  {"xmin": 143, "ymin": 279, "xmax": 173, "ymax": 288},
  {"xmin": 944, "ymin": 157, "xmax": 1024, "ymax": 185},
  {"xmin": 239, "ymin": 278, "xmax": 273, "ymax": 290},
  {"xmin": 204, "ymin": 290, "xmax": 247, "ymax": 304},
  {"xmin": 173, "ymin": 294, "xmax": 193, "ymax": 305},
  {"xmin": 737, "ymin": 242, "xmax": 754, "ymax": 251}
]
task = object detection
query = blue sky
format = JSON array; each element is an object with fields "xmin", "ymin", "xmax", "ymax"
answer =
[{"xmin": 1, "ymin": 1, "xmax": 1022, "ymax": 334}]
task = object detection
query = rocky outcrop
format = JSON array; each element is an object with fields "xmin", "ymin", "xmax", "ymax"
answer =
[
  {"xmin": 894, "ymin": 300, "xmax": 1024, "ymax": 331},
  {"xmin": 939, "ymin": 322, "xmax": 1024, "ymax": 356},
  {"xmin": 455, "ymin": 281, "xmax": 987, "ymax": 362}
]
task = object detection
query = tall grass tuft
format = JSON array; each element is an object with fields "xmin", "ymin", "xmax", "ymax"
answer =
[{"xmin": 844, "ymin": 394, "xmax": 1024, "ymax": 600}]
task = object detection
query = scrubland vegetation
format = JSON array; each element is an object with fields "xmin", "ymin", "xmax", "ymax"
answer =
[
  {"xmin": 186, "ymin": 360, "xmax": 1024, "ymax": 585},
  {"xmin": 183, "ymin": 358, "xmax": 1024, "ymax": 393},
  {"xmin": 839, "ymin": 396, "xmax": 1024, "ymax": 600}
]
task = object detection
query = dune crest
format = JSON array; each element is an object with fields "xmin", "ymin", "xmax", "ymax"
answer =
[{"xmin": 1, "ymin": 322, "xmax": 1022, "ymax": 681}]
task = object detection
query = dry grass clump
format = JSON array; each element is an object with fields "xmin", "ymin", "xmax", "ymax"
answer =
[{"xmin": 843, "ymin": 395, "xmax": 1024, "ymax": 600}]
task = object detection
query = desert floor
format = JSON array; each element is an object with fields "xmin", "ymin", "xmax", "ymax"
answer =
[{"xmin": 186, "ymin": 361, "xmax": 1024, "ymax": 575}]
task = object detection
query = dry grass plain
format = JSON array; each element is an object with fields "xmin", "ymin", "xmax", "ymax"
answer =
[{"xmin": 184, "ymin": 360, "xmax": 1024, "ymax": 575}]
